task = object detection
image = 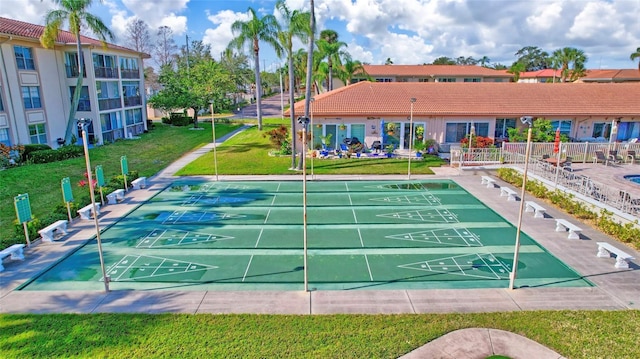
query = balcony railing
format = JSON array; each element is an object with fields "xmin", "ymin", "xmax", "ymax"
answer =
[
  {"xmin": 94, "ymin": 66, "xmax": 118, "ymax": 78},
  {"xmin": 76, "ymin": 99, "xmax": 91, "ymax": 112},
  {"xmin": 123, "ymin": 96, "xmax": 142, "ymax": 107},
  {"xmin": 65, "ymin": 65, "xmax": 86, "ymax": 78},
  {"xmin": 98, "ymin": 98, "xmax": 121, "ymax": 111},
  {"xmin": 120, "ymin": 69, "xmax": 139, "ymax": 79}
]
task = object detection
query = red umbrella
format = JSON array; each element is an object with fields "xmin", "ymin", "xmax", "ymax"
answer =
[{"xmin": 553, "ymin": 127, "xmax": 561, "ymax": 153}]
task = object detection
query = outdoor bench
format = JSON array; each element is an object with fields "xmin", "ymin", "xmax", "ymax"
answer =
[
  {"xmin": 38, "ymin": 219, "xmax": 68, "ymax": 242},
  {"xmin": 106, "ymin": 189, "xmax": 125, "ymax": 205},
  {"xmin": 554, "ymin": 219, "xmax": 582, "ymax": 239},
  {"xmin": 131, "ymin": 177, "xmax": 147, "ymax": 190},
  {"xmin": 524, "ymin": 201, "xmax": 546, "ymax": 219},
  {"xmin": 78, "ymin": 203, "xmax": 101, "ymax": 220},
  {"xmin": 0, "ymin": 244, "xmax": 25, "ymax": 272},
  {"xmin": 481, "ymin": 176, "xmax": 496, "ymax": 188},
  {"xmin": 596, "ymin": 242, "xmax": 635, "ymax": 269},
  {"xmin": 500, "ymin": 187, "xmax": 518, "ymax": 201}
]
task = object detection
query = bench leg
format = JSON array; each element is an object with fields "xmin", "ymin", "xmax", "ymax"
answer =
[
  {"xmin": 534, "ymin": 210, "xmax": 545, "ymax": 219},
  {"xmin": 615, "ymin": 257, "xmax": 630, "ymax": 269},
  {"xmin": 10, "ymin": 249, "xmax": 25, "ymax": 261},
  {"xmin": 567, "ymin": 230, "xmax": 580, "ymax": 240},
  {"xmin": 40, "ymin": 231, "xmax": 54, "ymax": 242},
  {"xmin": 508, "ymin": 195, "xmax": 516, "ymax": 202},
  {"xmin": 597, "ymin": 247, "xmax": 610, "ymax": 258},
  {"xmin": 555, "ymin": 223, "xmax": 565, "ymax": 232}
]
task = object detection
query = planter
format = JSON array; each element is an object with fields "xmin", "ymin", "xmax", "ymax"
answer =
[{"xmin": 386, "ymin": 153, "xmax": 393, "ymax": 158}]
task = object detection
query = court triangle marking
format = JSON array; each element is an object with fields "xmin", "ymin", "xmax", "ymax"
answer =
[
  {"xmin": 370, "ymin": 193, "xmax": 441, "ymax": 205},
  {"xmin": 398, "ymin": 253, "xmax": 510, "ymax": 280},
  {"xmin": 137, "ymin": 229, "xmax": 234, "ymax": 248},
  {"xmin": 107, "ymin": 255, "xmax": 218, "ymax": 281},
  {"xmin": 377, "ymin": 209, "xmax": 459, "ymax": 223},
  {"xmin": 386, "ymin": 228, "xmax": 482, "ymax": 246}
]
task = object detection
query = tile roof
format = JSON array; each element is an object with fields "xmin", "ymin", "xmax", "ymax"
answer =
[
  {"xmin": 291, "ymin": 82, "xmax": 640, "ymax": 118},
  {"xmin": 580, "ymin": 69, "xmax": 640, "ymax": 81},
  {"xmin": 520, "ymin": 69, "xmax": 562, "ymax": 78},
  {"xmin": 0, "ymin": 17, "xmax": 144, "ymax": 55},
  {"xmin": 361, "ymin": 64, "xmax": 512, "ymax": 78}
]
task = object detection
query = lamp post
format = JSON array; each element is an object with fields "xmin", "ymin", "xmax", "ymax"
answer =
[
  {"xmin": 509, "ymin": 116, "xmax": 533, "ymax": 290},
  {"xmin": 310, "ymin": 97, "xmax": 315, "ymax": 179},
  {"xmin": 467, "ymin": 124, "xmax": 476, "ymax": 166},
  {"xmin": 297, "ymin": 116, "xmax": 310, "ymax": 292},
  {"xmin": 407, "ymin": 98, "xmax": 416, "ymax": 179},
  {"xmin": 210, "ymin": 101, "xmax": 219, "ymax": 181},
  {"xmin": 607, "ymin": 119, "xmax": 619, "ymax": 166},
  {"xmin": 78, "ymin": 118, "xmax": 109, "ymax": 292}
]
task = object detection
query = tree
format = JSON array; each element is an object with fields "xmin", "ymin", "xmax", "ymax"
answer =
[
  {"xmin": 40, "ymin": 0, "xmax": 114, "ymax": 145},
  {"xmin": 551, "ymin": 47, "xmax": 588, "ymax": 82},
  {"xmin": 507, "ymin": 61, "xmax": 526, "ymax": 82},
  {"xmin": 276, "ymin": 0, "xmax": 310, "ymax": 168},
  {"xmin": 228, "ymin": 7, "xmax": 282, "ymax": 130},
  {"xmin": 150, "ymin": 46, "xmax": 235, "ymax": 128},
  {"xmin": 479, "ymin": 56, "xmax": 491, "ymax": 67},
  {"xmin": 220, "ymin": 48, "xmax": 253, "ymax": 104},
  {"xmin": 432, "ymin": 56, "xmax": 456, "ymax": 65},
  {"xmin": 384, "ymin": 57, "xmax": 393, "ymax": 65},
  {"xmin": 630, "ymin": 47, "xmax": 640, "ymax": 71},
  {"xmin": 456, "ymin": 56, "xmax": 477, "ymax": 65},
  {"xmin": 316, "ymin": 29, "xmax": 348, "ymax": 91},
  {"xmin": 514, "ymin": 46, "xmax": 550, "ymax": 71},
  {"xmin": 125, "ymin": 18, "xmax": 151, "ymax": 54},
  {"xmin": 155, "ymin": 26, "xmax": 177, "ymax": 67},
  {"xmin": 340, "ymin": 56, "xmax": 368, "ymax": 85},
  {"xmin": 299, "ymin": 0, "xmax": 316, "ymax": 170},
  {"xmin": 507, "ymin": 118, "xmax": 558, "ymax": 142}
]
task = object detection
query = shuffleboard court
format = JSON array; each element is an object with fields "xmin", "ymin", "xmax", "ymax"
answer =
[{"xmin": 21, "ymin": 179, "xmax": 591, "ymax": 291}]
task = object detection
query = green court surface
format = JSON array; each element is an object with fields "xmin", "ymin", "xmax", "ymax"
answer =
[{"xmin": 21, "ymin": 180, "xmax": 591, "ymax": 291}]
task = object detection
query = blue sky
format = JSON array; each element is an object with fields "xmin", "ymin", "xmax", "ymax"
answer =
[{"xmin": 4, "ymin": 0, "xmax": 640, "ymax": 70}]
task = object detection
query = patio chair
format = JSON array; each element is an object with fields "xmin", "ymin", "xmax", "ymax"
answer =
[
  {"xmin": 370, "ymin": 141, "xmax": 382, "ymax": 153},
  {"xmin": 607, "ymin": 150, "xmax": 622, "ymax": 164},
  {"xmin": 626, "ymin": 150, "xmax": 637, "ymax": 164},
  {"xmin": 561, "ymin": 156, "xmax": 573, "ymax": 171},
  {"xmin": 593, "ymin": 150, "xmax": 608, "ymax": 165}
]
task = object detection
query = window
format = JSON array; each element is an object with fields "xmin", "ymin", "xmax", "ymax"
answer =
[
  {"xmin": 375, "ymin": 78, "xmax": 392, "ymax": 82},
  {"xmin": 463, "ymin": 78, "xmax": 481, "ymax": 82},
  {"xmin": 96, "ymin": 81, "xmax": 120, "ymax": 110},
  {"xmin": 0, "ymin": 128, "xmax": 11, "ymax": 146},
  {"xmin": 445, "ymin": 122, "xmax": 489, "ymax": 142},
  {"xmin": 22, "ymin": 86, "xmax": 41, "ymax": 109},
  {"xmin": 122, "ymin": 81, "xmax": 141, "ymax": 107},
  {"xmin": 14, "ymin": 46, "xmax": 35, "ymax": 70},
  {"xmin": 64, "ymin": 52, "xmax": 86, "ymax": 77},
  {"xmin": 418, "ymin": 78, "xmax": 430, "ymax": 82},
  {"xmin": 120, "ymin": 57, "xmax": 139, "ymax": 79},
  {"xmin": 69, "ymin": 86, "xmax": 91, "ymax": 111},
  {"xmin": 436, "ymin": 77, "xmax": 456, "ymax": 82},
  {"xmin": 29, "ymin": 123, "xmax": 47, "ymax": 144},
  {"xmin": 93, "ymin": 54, "xmax": 117, "ymax": 78},
  {"xmin": 125, "ymin": 108, "xmax": 143, "ymax": 125},
  {"xmin": 550, "ymin": 120, "xmax": 572, "ymax": 136},
  {"xmin": 100, "ymin": 111, "xmax": 124, "ymax": 142},
  {"xmin": 495, "ymin": 118, "xmax": 516, "ymax": 139}
]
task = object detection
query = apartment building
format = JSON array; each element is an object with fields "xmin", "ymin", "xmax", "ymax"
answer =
[{"xmin": 0, "ymin": 17, "xmax": 148, "ymax": 148}]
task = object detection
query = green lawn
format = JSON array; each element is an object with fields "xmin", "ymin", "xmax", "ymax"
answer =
[{"xmin": 1, "ymin": 311, "xmax": 638, "ymax": 358}]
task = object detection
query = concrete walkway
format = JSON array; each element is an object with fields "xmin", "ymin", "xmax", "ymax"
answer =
[{"xmin": 1, "ymin": 133, "xmax": 638, "ymax": 358}]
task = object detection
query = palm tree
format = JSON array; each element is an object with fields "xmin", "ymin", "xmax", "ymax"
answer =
[
  {"xmin": 276, "ymin": 0, "xmax": 310, "ymax": 168},
  {"xmin": 631, "ymin": 47, "xmax": 640, "ymax": 71},
  {"xmin": 507, "ymin": 62, "xmax": 526, "ymax": 82},
  {"xmin": 40, "ymin": 0, "xmax": 114, "ymax": 144},
  {"xmin": 340, "ymin": 57, "xmax": 368, "ymax": 85},
  {"xmin": 297, "ymin": 0, "xmax": 316, "ymax": 170},
  {"xmin": 229, "ymin": 8, "xmax": 282, "ymax": 130},
  {"xmin": 316, "ymin": 29, "xmax": 348, "ymax": 91},
  {"xmin": 551, "ymin": 47, "xmax": 588, "ymax": 82}
]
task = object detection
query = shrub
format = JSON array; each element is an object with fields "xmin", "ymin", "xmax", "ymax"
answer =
[
  {"xmin": 28, "ymin": 145, "xmax": 83, "ymax": 164},
  {"xmin": 264, "ymin": 125, "xmax": 289, "ymax": 149},
  {"xmin": 21, "ymin": 144, "xmax": 51, "ymax": 162},
  {"xmin": 164, "ymin": 112, "xmax": 193, "ymax": 126},
  {"xmin": 0, "ymin": 144, "xmax": 25, "ymax": 167}
]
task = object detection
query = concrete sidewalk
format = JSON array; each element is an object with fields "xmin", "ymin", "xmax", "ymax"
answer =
[{"xmin": 1, "ymin": 137, "xmax": 638, "ymax": 357}]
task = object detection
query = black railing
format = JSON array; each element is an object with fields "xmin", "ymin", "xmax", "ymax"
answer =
[
  {"xmin": 98, "ymin": 98, "xmax": 121, "ymax": 111},
  {"xmin": 120, "ymin": 69, "xmax": 139, "ymax": 79},
  {"xmin": 65, "ymin": 65, "xmax": 86, "ymax": 78},
  {"xmin": 123, "ymin": 96, "xmax": 141, "ymax": 107},
  {"xmin": 94, "ymin": 67, "xmax": 118, "ymax": 78}
]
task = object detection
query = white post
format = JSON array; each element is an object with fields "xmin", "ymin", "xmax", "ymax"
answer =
[
  {"xmin": 297, "ymin": 116, "xmax": 310, "ymax": 292},
  {"xmin": 310, "ymin": 98, "xmax": 315, "ymax": 179},
  {"xmin": 407, "ymin": 98, "xmax": 416, "ymax": 179},
  {"xmin": 210, "ymin": 102, "xmax": 219, "ymax": 181},
  {"xmin": 510, "ymin": 116, "xmax": 533, "ymax": 290},
  {"xmin": 279, "ymin": 65, "xmax": 284, "ymax": 121},
  {"xmin": 78, "ymin": 118, "xmax": 109, "ymax": 292}
]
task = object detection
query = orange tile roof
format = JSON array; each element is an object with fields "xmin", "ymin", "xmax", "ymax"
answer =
[
  {"xmin": 290, "ymin": 82, "xmax": 640, "ymax": 118},
  {"xmin": 581, "ymin": 69, "xmax": 640, "ymax": 81},
  {"xmin": 361, "ymin": 64, "xmax": 512, "ymax": 78},
  {"xmin": 0, "ymin": 17, "xmax": 145, "ymax": 56},
  {"xmin": 520, "ymin": 69, "xmax": 562, "ymax": 78}
]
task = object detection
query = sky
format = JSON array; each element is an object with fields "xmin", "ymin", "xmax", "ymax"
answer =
[{"xmin": 3, "ymin": 0, "xmax": 640, "ymax": 71}]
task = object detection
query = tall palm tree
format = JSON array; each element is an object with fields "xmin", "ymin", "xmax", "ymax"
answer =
[
  {"xmin": 631, "ymin": 47, "xmax": 640, "ymax": 71},
  {"xmin": 316, "ymin": 29, "xmax": 348, "ymax": 91},
  {"xmin": 551, "ymin": 47, "xmax": 588, "ymax": 82},
  {"xmin": 229, "ymin": 8, "xmax": 282, "ymax": 130},
  {"xmin": 276, "ymin": 0, "xmax": 310, "ymax": 168},
  {"xmin": 297, "ymin": 0, "xmax": 315, "ymax": 170},
  {"xmin": 340, "ymin": 56, "xmax": 368, "ymax": 85},
  {"xmin": 40, "ymin": 0, "xmax": 114, "ymax": 144}
]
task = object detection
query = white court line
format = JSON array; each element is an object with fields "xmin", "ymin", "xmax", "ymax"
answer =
[
  {"xmin": 150, "ymin": 258, "xmax": 167, "ymax": 277},
  {"xmin": 242, "ymin": 255, "xmax": 254, "ymax": 282},
  {"xmin": 344, "ymin": 182, "xmax": 349, "ymax": 192},
  {"xmin": 113, "ymin": 255, "xmax": 142, "ymax": 281},
  {"xmin": 264, "ymin": 209, "xmax": 272, "ymax": 224},
  {"xmin": 364, "ymin": 254, "xmax": 373, "ymax": 281},
  {"xmin": 276, "ymin": 182, "xmax": 282, "ymax": 192},
  {"xmin": 270, "ymin": 194, "xmax": 277, "ymax": 206},
  {"xmin": 178, "ymin": 231, "xmax": 189, "ymax": 245},
  {"xmin": 476, "ymin": 255, "xmax": 503, "ymax": 279},
  {"xmin": 254, "ymin": 228, "xmax": 264, "ymax": 248},
  {"xmin": 357, "ymin": 228, "xmax": 364, "ymax": 247}
]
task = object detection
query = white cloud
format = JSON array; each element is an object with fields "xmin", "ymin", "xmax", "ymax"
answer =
[
  {"xmin": 202, "ymin": 10, "xmax": 251, "ymax": 59},
  {"xmin": 0, "ymin": 0, "xmax": 56, "ymax": 25},
  {"xmin": 121, "ymin": 0, "xmax": 189, "ymax": 34}
]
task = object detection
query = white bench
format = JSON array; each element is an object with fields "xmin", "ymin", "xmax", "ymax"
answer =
[
  {"xmin": 0, "ymin": 244, "xmax": 25, "ymax": 272},
  {"xmin": 78, "ymin": 203, "xmax": 101, "ymax": 220},
  {"xmin": 131, "ymin": 177, "xmax": 147, "ymax": 190},
  {"xmin": 524, "ymin": 201, "xmax": 546, "ymax": 219},
  {"xmin": 481, "ymin": 175, "xmax": 496, "ymax": 188},
  {"xmin": 500, "ymin": 187, "xmax": 518, "ymax": 201},
  {"xmin": 596, "ymin": 242, "xmax": 635, "ymax": 269},
  {"xmin": 106, "ymin": 189, "xmax": 125, "ymax": 205},
  {"xmin": 555, "ymin": 219, "xmax": 582, "ymax": 239},
  {"xmin": 38, "ymin": 219, "xmax": 68, "ymax": 242}
]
